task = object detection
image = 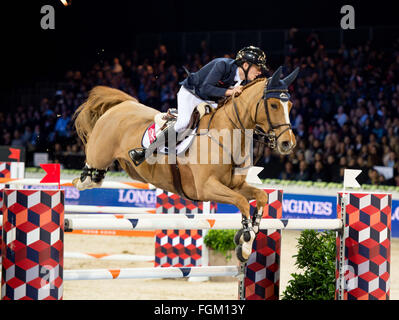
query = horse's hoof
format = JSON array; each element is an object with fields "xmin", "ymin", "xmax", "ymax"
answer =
[
  {"xmin": 235, "ymin": 245, "xmax": 248, "ymax": 263},
  {"xmin": 236, "ymin": 240, "xmax": 255, "ymax": 262},
  {"xmin": 72, "ymin": 176, "xmax": 95, "ymax": 191},
  {"xmin": 72, "ymin": 177, "xmax": 81, "ymax": 189},
  {"xmin": 234, "ymin": 229, "xmax": 243, "ymax": 245},
  {"xmin": 243, "ymin": 230, "xmax": 252, "ymax": 242}
]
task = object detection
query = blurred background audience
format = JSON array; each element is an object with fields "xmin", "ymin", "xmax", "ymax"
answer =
[{"xmin": 1, "ymin": 29, "xmax": 399, "ymax": 186}]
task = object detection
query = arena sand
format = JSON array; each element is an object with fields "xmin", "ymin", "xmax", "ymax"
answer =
[{"xmin": 63, "ymin": 231, "xmax": 399, "ymax": 300}]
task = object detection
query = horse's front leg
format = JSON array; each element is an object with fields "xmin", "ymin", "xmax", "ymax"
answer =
[
  {"xmin": 202, "ymin": 177, "xmax": 256, "ymax": 262},
  {"xmin": 233, "ymin": 182, "xmax": 268, "ymax": 244}
]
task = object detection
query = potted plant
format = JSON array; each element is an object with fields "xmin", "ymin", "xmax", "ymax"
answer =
[
  {"xmin": 282, "ymin": 230, "xmax": 336, "ymax": 300},
  {"xmin": 204, "ymin": 229, "xmax": 239, "ymax": 282}
]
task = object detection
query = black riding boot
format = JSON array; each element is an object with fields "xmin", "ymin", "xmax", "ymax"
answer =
[{"xmin": 129, "ymin": 125, "xmax": 178, "ymax": 166}]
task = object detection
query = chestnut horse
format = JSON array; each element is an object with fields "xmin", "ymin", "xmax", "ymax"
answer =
[{"xmin": 72, "ymin": 66, "xmax": 299, "ymax": 261}]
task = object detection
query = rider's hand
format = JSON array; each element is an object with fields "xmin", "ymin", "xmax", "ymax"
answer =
[{"xmin": 225, "ymin": 86, "xmax": 243, "ymax": 97}]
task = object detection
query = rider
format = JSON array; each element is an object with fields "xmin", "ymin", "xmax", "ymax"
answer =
[{"xmin": 130, "ymin": 46, "xmax": 268, "ymax": 165}]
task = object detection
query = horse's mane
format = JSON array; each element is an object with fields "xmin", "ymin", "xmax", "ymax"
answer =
[{"xmin": 216, "ymin": 77, "xmax": 267, "ymax": 109}]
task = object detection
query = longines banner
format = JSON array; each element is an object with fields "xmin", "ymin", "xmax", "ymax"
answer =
[
  {"xmin": 22, "ymin": 185, "xmax": 399, "ymax": 238},
  {"xmin": 24, "ymin": 184, "xmax": 157, "ymax": 208},
  {"xmin": 0, "ymin": 146, "xmax": 26, "ymax": 162}
]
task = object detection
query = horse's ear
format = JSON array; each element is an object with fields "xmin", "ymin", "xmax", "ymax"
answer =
[
  {"xmin": 282, "ymin": 67, "xmax": 300, "ymax": 86},
  {"xmin": 268, "ymin": 66, "xmax": 283, "ymax": 88}
]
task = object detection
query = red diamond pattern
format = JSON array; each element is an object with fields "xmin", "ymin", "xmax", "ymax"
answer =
[
  {"xmin": 336, "ymin": 192, "xmax": 391, "ymax": 300},
  {"xmin": 154, "ymin": 189, "xmax": 216, "ymax": 267},
  {"xmin": 244, "ymin": 189, "xmax": 283, "ymax": 300},
  {"xmin": 1, "ymin": 189, "xmax": 64, "ymax": 300}
]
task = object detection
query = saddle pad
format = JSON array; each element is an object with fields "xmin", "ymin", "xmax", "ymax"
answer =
[{"xmin": 141, "ymin": 122, "xmax": 197, "ymax": 155}]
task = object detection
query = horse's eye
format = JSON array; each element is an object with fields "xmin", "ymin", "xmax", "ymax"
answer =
[{"xmin": 271, "ymin": 104, "xmax": 278, "ymax": 110}]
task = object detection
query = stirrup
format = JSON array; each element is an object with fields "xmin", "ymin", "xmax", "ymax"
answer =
[
  {"xmin": 129, "ymin": 125, "xmax": 174, "ymax": 166},
  {"xmin": 129, "ymin": 147, "xmax": 146, "ymax": 166}
]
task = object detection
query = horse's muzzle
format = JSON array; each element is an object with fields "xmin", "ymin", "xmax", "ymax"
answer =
[{"xmin": 278, "ymin": 139, "xmax": 296, "ymax": 155}]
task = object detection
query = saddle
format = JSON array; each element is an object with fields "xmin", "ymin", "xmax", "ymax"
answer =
[
  {"xmin": 141, "ymin": 102, "xmax": 211, "ymax": 155},
  {"xmin": 139, "ymin": 103, "xmax": 211, "ymax": 201},
  {"xmin": 154, "ymin": 108, "xmax": 178, "ymax": 132}
]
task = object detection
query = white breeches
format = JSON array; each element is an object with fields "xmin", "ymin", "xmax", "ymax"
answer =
[{"xmin": 174, "ymin": 86, "xmax": 218, "ymax": 133}]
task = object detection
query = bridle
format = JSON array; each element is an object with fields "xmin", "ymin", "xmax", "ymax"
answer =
[
  {"xmin": 227, "ymin": 84, "xmax": 293, "ymax": 150},
  {"xmin": 253, "ymin": 87, "xmax": 293, "ymax": 149},
  {"xmin": 195, "ymin": 80, "xmax": 293, "ymax": 167}
]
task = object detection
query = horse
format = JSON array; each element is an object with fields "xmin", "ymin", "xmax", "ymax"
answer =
[{"xmin": 72, "ymin": 66, "xmax": 299, "ymax": 262}]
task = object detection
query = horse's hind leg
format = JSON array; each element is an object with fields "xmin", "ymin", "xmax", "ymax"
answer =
[
  {"xmin": 72, "ymin": 163, "xmax": 108, "ymax": 190},
  {"xmin": 73, "ymin": 129, "xmax": 116, "ymax": 191}
]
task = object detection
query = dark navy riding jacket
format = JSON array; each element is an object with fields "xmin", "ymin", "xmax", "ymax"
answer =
[{"xmin": 180, "ymin": 58, "xmax": 239, "ymax": 101}]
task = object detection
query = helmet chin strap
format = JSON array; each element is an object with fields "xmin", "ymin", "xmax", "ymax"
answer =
[{"xmin": 240, "ymin": 63, "xmax": 252, "ymax": 84}]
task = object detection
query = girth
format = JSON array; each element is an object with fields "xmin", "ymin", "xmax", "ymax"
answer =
[
  {"xmin": 170, "ymin": 162, "xmax": 197, "ymax": 201},
  {"xmin": 169, "ymin": 108, "xmax": 201, "ymax": 202}
]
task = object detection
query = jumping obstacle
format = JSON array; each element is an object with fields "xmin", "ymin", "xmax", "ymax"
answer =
[
  {"xmin": 0, "ymin": 187, "xmax": 392, "ymax": 300},
  {"xmin": 63, "ymin": 266, "xmax": 239, "ymax": 281},
  {"xmin": 1, "ymin": 189, "xmax": 64, "ymax": 300},
  {"xmin": 335, "ymin": 192, "xmax": 391, "ymax": 300},
  {"xmin": 0, "ymin": 189, "xmax": 236, "ymax": 300},
  {"xmin": 65, "ymin": 205, "xmax": 155, "ymax": 214},
  {"xmin": 0, "ymin": 162, "xmax": 25, "ymax": 179},
  {"xmin": 64, "ymin": 215, "xmax": 343, "ymax": 231},
  {"xmin": 65, "ymin": 205, "xmax": 156, "ymax": 237},
  {"xmin": 62, "ymin": 205, "xmax": 156, "ymax": 236},
  {"xmin": 0, "ymin": 161, "xmax": 25, "ymax": 266},
  {"xmin": 154, "ymin": 189, "xmax": 217, "ymax": 269},
  {"xmin": 64, "ymin": 252, "xmax": 154, "ymax": 262}
]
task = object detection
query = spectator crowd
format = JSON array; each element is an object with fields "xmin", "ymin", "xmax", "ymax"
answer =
[{"xmin": 1, "ymin": 30, "xmax": 399, "ymax": 186}]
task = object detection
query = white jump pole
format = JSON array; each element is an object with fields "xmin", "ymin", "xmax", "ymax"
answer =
[
  {"xmin": 65, "ymin": 216, "xmax": 343, "ymax": 231},
  {"xmin": 64, "ymin": 213, "xmax": 239, "ymax": 219},
  {"xmin": 63, "ymin": 266, "xmax": 240, "ymax": 281},
  {"xmin": 65, "ymin": 205, "xmax": 155, "ymax": 214},
  {"xmin": 64, "ymin": 252, "xmax": 154, "ymax": 262}
]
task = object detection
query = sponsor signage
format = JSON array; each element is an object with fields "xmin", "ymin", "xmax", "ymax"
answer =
[
  {"xmin": 282, "ymin": 194, "xmax": 335, "ymax": 218},
  {"xmin": 24, "ymin": 185, "xmax": 156, "ymax": 208},
  {"xmin": 392, "ymin": 200, "xmax": 399, "ymax": 238},
  {"xmin": 217, "ymin": 193, "xmax": 336, "ymax": 218}
]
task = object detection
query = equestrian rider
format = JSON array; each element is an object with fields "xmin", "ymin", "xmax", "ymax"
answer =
[{"xmin": 130, "ymin": 46, "xmax": 268, "ymax": 165}]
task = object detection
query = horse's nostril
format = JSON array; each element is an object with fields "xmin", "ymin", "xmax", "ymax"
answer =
[{"xmin": 282, "ymin": 141, "xmax": 290, "ymax": 149}]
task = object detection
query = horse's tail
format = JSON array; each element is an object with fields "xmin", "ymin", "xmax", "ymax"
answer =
[{"xmin": 73, "ymin": 86, "xmax": 138, "ymax": 146}]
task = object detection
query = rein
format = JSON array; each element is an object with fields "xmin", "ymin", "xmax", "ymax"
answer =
[{"xmin": 197, "ymin": 82, "xmax": 292, "ymax": 166}]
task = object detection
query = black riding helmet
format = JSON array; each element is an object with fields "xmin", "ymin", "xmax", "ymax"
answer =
[{"xmin": 235, "ymin": 46, "xmax": 268, "ymax": 73}]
